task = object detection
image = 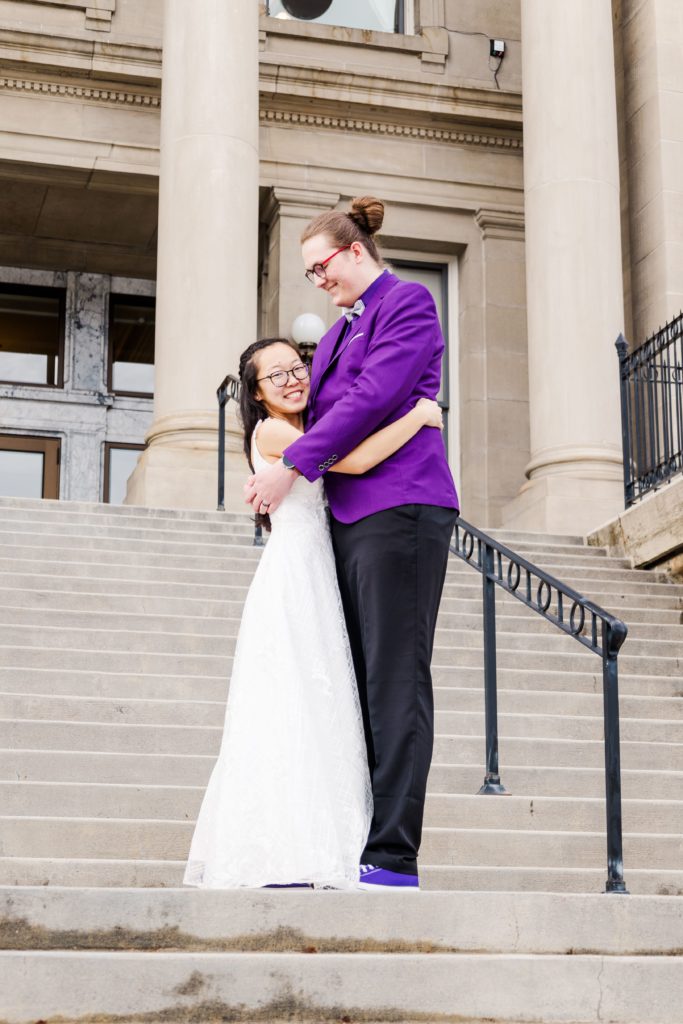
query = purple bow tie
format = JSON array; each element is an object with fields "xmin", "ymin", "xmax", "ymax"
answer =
[{"xmin": 342, "ymin": 299, "xmax": 365, "ymax": 323}]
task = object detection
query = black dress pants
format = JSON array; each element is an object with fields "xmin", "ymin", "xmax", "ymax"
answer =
[{"xmin": 330, "ymin": 503, "xmax": 458, "ymax": 875}]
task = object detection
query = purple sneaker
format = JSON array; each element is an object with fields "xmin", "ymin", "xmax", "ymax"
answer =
[{"xmin": 358, "ymin": 864, "xmax": 419, "ymax": 890}]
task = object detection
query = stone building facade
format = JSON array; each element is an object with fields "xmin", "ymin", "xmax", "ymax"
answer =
[{"xmin": 0, "ymin": 0, "xmax": 681, "ymax": 540}]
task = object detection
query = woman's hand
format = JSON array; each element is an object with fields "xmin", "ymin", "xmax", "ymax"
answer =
[{"xmin": 415, "ymin": 398, "xmax": 444, "ymax": 429}]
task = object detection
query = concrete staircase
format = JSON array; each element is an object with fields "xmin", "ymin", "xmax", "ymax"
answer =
[{"xmin": 0, "ymin": 495, "xmax": 681, "ymax": 1023}]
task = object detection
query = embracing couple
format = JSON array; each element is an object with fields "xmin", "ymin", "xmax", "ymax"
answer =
[{"xmin": 184, "ymin": 196, "xmax": 459, "ymax": 891}]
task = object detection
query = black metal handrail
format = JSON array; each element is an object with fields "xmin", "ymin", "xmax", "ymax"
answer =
[
  {"xmin": 617, "ymin": 314, "xmax": 683, "ymax": 507},
  {"xmin": 451, "ymin": 519, "xmax": 629, "ymax": 894},
  {"xmin": 217, "ymin": 373, "xmax": 263, "ymax": 546}
]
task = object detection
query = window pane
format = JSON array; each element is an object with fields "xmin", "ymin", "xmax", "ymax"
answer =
[
  {"xmin": 0, "ymin": 449, "xmax": 44, "ymax": 498},
  {"xmin": 0, "ymin": 290, "xmax": 62, "ymax": 386},
  {"xmin": 108, "ymin": 447, "xmax": 142, "ymax": 504},
  {"xmin": 268, "ymin": 0, "xmax": 401, "ymax": 33},
  {"xmin": 110, "ymin": 298, "xmax": 155, "ymax": 395}
]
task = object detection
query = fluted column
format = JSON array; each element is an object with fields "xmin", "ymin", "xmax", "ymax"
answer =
[
  {"xmin": 503, "ymin": 0, "xmax": 625, "ymax": 534},
  {"xmin": 126, "ymin": 0, "xmax": 259, "ymax": 510}
]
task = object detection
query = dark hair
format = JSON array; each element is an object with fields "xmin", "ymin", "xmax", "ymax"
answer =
[
  {"xmin": 238, "ymin": 336, "xmax": 302, "ymax": 533},
  {"xmin": 301, "ymin": 195, "xmax": 385, "ymax": 264}
]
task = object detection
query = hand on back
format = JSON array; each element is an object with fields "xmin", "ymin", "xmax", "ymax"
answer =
[{"xmin": 416, "ymin": 398, "xmax": 443, "ymax": 430}]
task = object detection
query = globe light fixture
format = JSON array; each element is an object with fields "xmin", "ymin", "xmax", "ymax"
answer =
[
  {"xmin": 282, "ymin": 0, "xmax": 333, "ymax": 18},
  {"xmin": 291, "ymin": 312, "xmax": 326, "ymax": 361}
]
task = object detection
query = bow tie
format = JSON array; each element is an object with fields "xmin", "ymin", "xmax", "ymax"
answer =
[{"xmin": 342, "ymin": 299, "xmax": 365, "ymax": 323}]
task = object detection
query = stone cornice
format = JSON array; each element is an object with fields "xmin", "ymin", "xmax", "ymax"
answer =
[
  {"xmin": 261, "ymin": 107, "xmax": 521, "ymax": 151},
  {"xmin": 0, "ymin": 72, "xmax": 159, "ymax": 106}
]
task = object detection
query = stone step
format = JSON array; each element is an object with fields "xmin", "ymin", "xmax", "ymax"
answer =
[
  {"xmin": 422, "ymin": 865, "xmax": 683, "ymax": 896},
  {"xmin": 0, "ymin": 528, "xmax": 618, "ymax": 569},
  {"xmin": 3, "ymin": 747, "xmax": 681, "ymax": 799},
  {"xmin": 2, "ymin": 684, "xmax": 680, "ymax": 724},
  {"xmin": 1, "ymin": 719, "xmax": 680, "ymax": 769},
  {"xmin": 2, "ymin": 948, "xmax": 679, "ymax": 1024},
  {"xmin": 1, "ymin": 542, "xmax": 671, "ymax": 591},
  {"xmin": 2, "ymin": 816, "xmax": 681, "ymax": 871},
  {"xmin": 2, "ymin": 887, "xmax": 680, "ymax": 955},
  {"xmin": 1, "ymin": 620, "xmax": 680, "ymax": 661},
  {"xmin": 3, "ymin": 583, "xmax": 680, "ymax": 629},
  {"xmin": 3, "ymin": 567, "xmax": 679, "ymax": 613},
  {"xmin": 2, "ymin": 693, "xmax": 680, "ymax": 744},
  {"xmin": 1, "ymin": 681, "xmax": 680, "ymax": 722},
  {"xmin": 2, "ymin": 663, "xmax": 678, "ymax": 703},
  {"xmin": 2, "ymin": 782, "xmax": 680, "ymax": 833},
  {"xmin": 0, "ymin": 495, "xmax": 248, "ymax": 524},
  {"xmin": 0, "ymin": 499, "xmax": 586, "ymax": 546},
  {"xmin": 1, "ymin": 640, "xmax": 678, "ymax": 680},
  {"xmin": 2, "ymin": 855, "xmax": 680, "ymax": 896},
  {"xmin": 0, "ymin": 603, "xmax": 680, "ymax": 645}
]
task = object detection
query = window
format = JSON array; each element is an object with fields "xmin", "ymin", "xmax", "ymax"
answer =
[
  {"xmin": 0, "ymin": 284, "xmax": 65, "ymax": 387},
  {"xmin": 108, "ymin": 295, "xmax": 155, "ymax": 397},
  {"xmin": 389, "ymin": 260, "xmax": 450, "ymax": 450},
  {"xmin": 104, "ymin": 442, "xmax": 144, "ymax": 504},
  {"xmin": 267, "ymin": 0, "xmax": 405, "ymax": 33},
  {"xmin": 0, "ymin": 434, "xmax": 61, "ymax": 499}
]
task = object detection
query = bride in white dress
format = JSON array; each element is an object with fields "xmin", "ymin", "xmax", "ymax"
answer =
[{"xmin": 183, "ymin": 338, "xmax": 443, "ymax": 889}]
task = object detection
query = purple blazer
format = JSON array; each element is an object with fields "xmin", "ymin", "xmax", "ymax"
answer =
[{"xmin": 284, "ymin": 271, "xmax": 460, "ymax": 524}]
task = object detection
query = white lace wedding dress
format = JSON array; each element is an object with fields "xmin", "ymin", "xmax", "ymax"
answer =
[{"xmin": 183, "ymin": 420, "xmax": 372, "ymax": 889}]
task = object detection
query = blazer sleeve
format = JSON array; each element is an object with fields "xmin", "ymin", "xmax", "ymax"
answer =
[{"xmin": 284, "ymin": 282, "xmax": 440, "ymax": 482}]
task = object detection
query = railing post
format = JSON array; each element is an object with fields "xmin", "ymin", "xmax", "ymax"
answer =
[
  {"xmin": 478, "ymin": 540, "xmax": 508, "ymax": 795},
  {"xmin": 217, "ymin": 383, "xmax": 226, "ymax": 512},
  {"xmin": 602, "ymin": 621, "xmax": 628, "ymax": 893},
  {"xmin": 616, "ymin": 334, "xmax": 633, "ymax": 508}
]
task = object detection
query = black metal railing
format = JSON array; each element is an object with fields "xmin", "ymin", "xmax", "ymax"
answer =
[
  {"xmin": 617, "ymin": 314, "xmax": 683, "ymax": 507},
  {"xmin": 217, "ymin": 373, "xmax": 263, "ymax": 546},
  {"xmin": 451, "ymin": 519, "xmax": 629, "ymax": 894}
]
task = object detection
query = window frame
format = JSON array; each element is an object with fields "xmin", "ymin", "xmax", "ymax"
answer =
[
  {"xmin": 265, "ymin": 0, "xmax": 407, "ymax": 35},
  {"xmin": 107, "ymin": 293, "xmax": 156, "ymax": 399},
  {"xmin": 0, "ymin": 282, "xmax": 66, "ymax": 390},
  {"xmin": 103, "ymin": 441, "xmax": 145, "ymax": 504},
  {"xmin": 0, "ymin": 433, "xmax": 61, "ymax": 499},
  {"xmin": 389, "ymin": 257, "xmax": 450, "ymax": 419}
]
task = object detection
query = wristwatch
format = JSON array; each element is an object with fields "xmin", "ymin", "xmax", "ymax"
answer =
[{"xmin": 282, "ymin": 455, "xmax": 298, "ymax": 471}]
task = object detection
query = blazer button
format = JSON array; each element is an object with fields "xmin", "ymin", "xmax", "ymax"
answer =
[{"xmin": 318, "ymin": 464, "xmax": 325, "ymax": 472}]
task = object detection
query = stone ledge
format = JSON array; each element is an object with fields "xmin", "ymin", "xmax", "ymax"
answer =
[{"xmin": 588, "ymin": 475, "xmax": 683, "ymax": 577}]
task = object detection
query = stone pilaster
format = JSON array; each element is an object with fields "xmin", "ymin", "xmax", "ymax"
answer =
[
  {"xmin": 259, "ymin": 188, "xmax": 339, "ymax": 341},
  {"xmin": 502, "ymin": 0, "xmax": 625, "ymax": 535},
  {"xmin": 126, "ymin": 0, "xmax": 259, "ymax": 511}
]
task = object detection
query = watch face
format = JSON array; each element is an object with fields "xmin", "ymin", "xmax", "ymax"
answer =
[{"xmin": 281, "ymin": 0, "xmax": 333, "ymax": 18}]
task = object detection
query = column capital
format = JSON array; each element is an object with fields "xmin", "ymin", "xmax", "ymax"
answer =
[
  {"xmin": 261, "ymin": 187, "xmax": 340, "ymax": 228},
  {"xmin": 475, "ymin": 207, "xmax": 525, "ymax": 241}
]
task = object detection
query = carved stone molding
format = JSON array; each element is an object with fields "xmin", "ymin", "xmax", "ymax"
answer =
[
  {"xmin": 260, "ymin": 108, "xmax": 522, "ymax": 151},
  {"xmin": 475, "ymin": 208, "xmax": 525, "ymax": 239},
  {"xmin": 261, "ymin": 186, "xmax": 340, "ymax": 230},
  {"xmin": 0, "ymin": 74, "xmax": 159, "ymax": 106},
  {"xmin": 21, "ymin": 0, "xmax": 116, "ymax": 32}
]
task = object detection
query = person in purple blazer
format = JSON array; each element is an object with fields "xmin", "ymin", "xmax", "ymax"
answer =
[{"xmin": 245, "ymin": 196, "xmax": 460, "ymax": 889}]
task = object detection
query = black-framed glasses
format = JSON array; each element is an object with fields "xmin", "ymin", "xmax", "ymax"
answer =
[
  {"xmin": 256, "ymin": 363, "xmax": 310, "ymax": 388},
  {"xmin": 304, "ymin": 245, "xmax": 351, "ymax": 284}
]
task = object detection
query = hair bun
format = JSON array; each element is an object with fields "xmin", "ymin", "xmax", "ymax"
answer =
[{"xmin": 348, "ymin": 196, "xmax": 384, "ymax": 236}]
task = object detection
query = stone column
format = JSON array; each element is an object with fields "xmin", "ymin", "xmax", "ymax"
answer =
[
  {"xmin": 126, "ymin": 0, "xmax": 259, "ymax": 511},
  {"xmin": 260, "ymin": 187, "xmax": 339, "ymax": 340},
  {"xmin": 502, "ymin": 0, "xmax": 625, "ymax": 535}
]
